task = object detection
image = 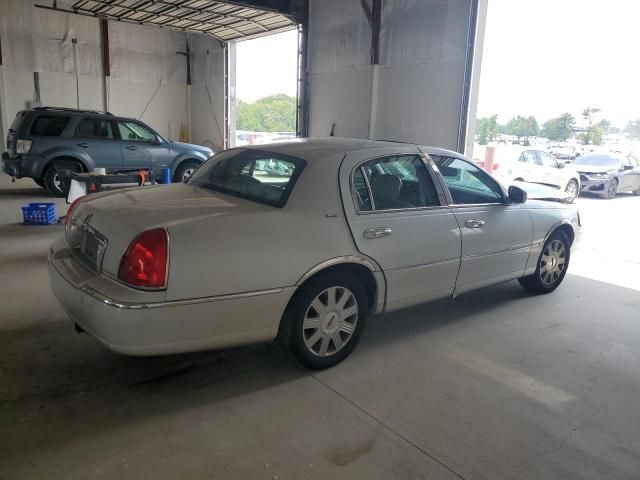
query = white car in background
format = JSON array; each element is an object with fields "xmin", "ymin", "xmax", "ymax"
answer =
[{"xmin": 492, "ymin": 146, "xmax": 581, "ymax": 202}]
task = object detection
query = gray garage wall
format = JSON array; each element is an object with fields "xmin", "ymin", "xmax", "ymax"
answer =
[
  {"xmin": 306, "ymin": 0, "xmax": 481, "ymax": 152},
  {"xmin": 0, "ymin": 0, "xmax": 225, "ymax": 151}
]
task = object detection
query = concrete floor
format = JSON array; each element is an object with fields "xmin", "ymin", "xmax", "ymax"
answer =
[{"xmin": 1, "ymin": 175, "xmax": 640, "ymax": 480}]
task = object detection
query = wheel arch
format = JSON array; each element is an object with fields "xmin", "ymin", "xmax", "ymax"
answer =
[
  {"xmin": 546, "ymin": 221, "xmax": 575, "ymax": 247},
  {"xmin": 276, "ymin": 258, "xmax": 384, "ymax": 345},
  {"xmin": 42, "ymin": 156, "xmax": 88, "ymax": 178}
]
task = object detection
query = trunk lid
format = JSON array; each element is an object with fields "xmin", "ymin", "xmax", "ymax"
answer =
[{"xmin": 73, "ymin": 183, "xmax": 275, "ymax": 277}]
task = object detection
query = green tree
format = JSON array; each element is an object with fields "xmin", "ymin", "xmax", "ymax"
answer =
[
  {"xmin": 505, "ymin": 115, "xmax": 539, "ymax": 144},
  {"xmin": 542, "ymin": 113, "xmax": 575, "ymax": 141},
  {"xmin": 236, "ymin": 94, "xmax": 297, "ymax": 132},
  {"xmin": 476, "ymin": 114, "xmax": 499, "ymax": 145},
  {"xmin": 581, "ymin": 106, "xmax": 601, "ymax": 144},
  {"xmin": 625, "ymin": 120, "xmax": 640, "ymax": 139}
]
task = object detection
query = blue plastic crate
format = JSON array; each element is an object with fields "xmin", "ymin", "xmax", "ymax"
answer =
[{"xmin": 21, "ymin": 202, "xmax": 57, "ymax": 225}]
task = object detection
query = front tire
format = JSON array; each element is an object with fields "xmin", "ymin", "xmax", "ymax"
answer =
[
  {"xmin": 281, "ymin": 273, "xmax": 367, "ymax": 370},
  {"xmin": 519, "ymin": 230, "xmax": 570, "ymax": 294},
  {"xmin": 603, "ymin": 178, "xmax": 618, "ymax": 199},
  {"xmin": 173, "ymin": 160, "xmax": 200, "ymax": 182},
  {"xmin": 564, "ymin": 179, "xmax": 579, "ymax": 203}
]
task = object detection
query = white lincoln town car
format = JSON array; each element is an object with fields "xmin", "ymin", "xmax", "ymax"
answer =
[{"xmin": 49, "ymin": 139, "xmax": 581, "ymax": 369}]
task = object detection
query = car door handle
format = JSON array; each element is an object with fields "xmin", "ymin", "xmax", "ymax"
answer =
[
  {"xmin": 465, "ymin": 219, "xmax": 485, "ymax": 228},
  {"xmin": 363, "ymin": 227, "xmax": 392, "ymax": 239},
  {"xmin": 126, "ymin": 145, "xmax": 137, "ymax": 150},
  {"xmin": 77, "ymin": 142, "xmax": 90, "ymax": 148}
]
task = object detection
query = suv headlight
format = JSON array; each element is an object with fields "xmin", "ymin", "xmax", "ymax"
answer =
[{"xmin": 16, "ymin": 139, "xmax": 32, "ymax": 154}]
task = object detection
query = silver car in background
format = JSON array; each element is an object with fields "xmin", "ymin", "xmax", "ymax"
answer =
[{"xmin": 48, "ymin": 139, "xmax": 581, "ymax": 369}]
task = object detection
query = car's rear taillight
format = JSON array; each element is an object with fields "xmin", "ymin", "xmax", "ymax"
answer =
[
  {"xmin": 16, "ymin": 139, "xmax": 32, "ymax": 154},
  {"xmin": 118, "ymin": 229, "xmax": 168, "ymax": 289},
  {"xmin": 65, "ymin": 196, "xmax": 86, "ymax": 225}
]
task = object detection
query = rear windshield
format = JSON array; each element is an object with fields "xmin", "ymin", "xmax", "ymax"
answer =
[
  {"xmin": 574, "ymin": 155, "xmax": 621, "ymax": 168},
  {"xmin": 188, "ymin": 148, "xmax": 306, "ymax": 208},
  {"xmin": 29, "ymin": 115, "xmax": 70, "ymax": 136}
]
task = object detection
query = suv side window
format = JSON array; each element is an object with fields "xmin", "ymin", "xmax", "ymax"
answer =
[
  {"xmin": 356, "ymin": 155, "xmax": 439, "ymax": 211},
  {"xmin": 29, "ymin": 115, "xmax": 70, "ymax": 136},
  {"xmin": 117, "ymin": 121, "xmax": 157, "ymax": 143},
  {"xmin": 75, "ymin": 118, "xmax": 114, "ymax": 139},
  {"xmin": 538, "ymin": 151, "xmax": 559, "ymax": 168},
  {"xmin": 433, "ymin": 156, "xmax": 504, "ymax": 205}
]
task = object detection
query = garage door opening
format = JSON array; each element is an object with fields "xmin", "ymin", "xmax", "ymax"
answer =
[
  {"xmin": 230, "ymin": 29, "xmax": 299, "ymax": 147},
  {"xmin": 471, "ymin": 0, "xmax": 640, "ymax": 292}
]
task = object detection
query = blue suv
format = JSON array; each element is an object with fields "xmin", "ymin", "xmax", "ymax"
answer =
[{"xmin": 2, "ymin": 107, "xmax": 213, "ymax": 196}]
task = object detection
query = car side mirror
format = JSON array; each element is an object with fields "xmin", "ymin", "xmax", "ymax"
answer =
[
  {"xmin": 508, "ymin": 185, "xmax": 527, "ymax": 204},
  {"xmin": 623, "ymin": 165, "xmax": 633, "ymax": 171},
  {"xmin": 557, "ymin": 162, "xmax": 565, "ymax": 169}
]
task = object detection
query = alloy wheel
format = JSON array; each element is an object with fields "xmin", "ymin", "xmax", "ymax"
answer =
[
  {"xmin": 539, "ymin": 239, "xmax": 567, "ymax": 287},
  {"xmin": 302, "ymin": 286, "xmax": 358, "ymax": 357},
  {"xmin": 53, "ymin": 173, "xmax": 62, "ymax": 190},
  {"xmin": 607, "ymin": 179, "xmax": 618, "ymax": 199},
  {"xmin": 182, "ymin": 168, "xmax": 195, "ymax": 181},
  {"xmin": 565, "ymin": 180, "xmax": 578, "ymax": 202}
]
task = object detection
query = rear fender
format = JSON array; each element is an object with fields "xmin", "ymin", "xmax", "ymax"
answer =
[{"xmin": 36, "ymin": 146, "xmax": 92, "ymax": 177}]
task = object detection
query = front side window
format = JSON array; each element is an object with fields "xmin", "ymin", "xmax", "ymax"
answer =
[
  {"xmin": 75, "ymin": 118, "xmax": 114, "ymax": 139},
  {"xmin": 356, "ymin": 155, "xmax": 439, "ymax": 211},
  {"xmin": 29, "ymin": 115, "xmax": 70, "ymax": 136},
  {"xmin": 433, "ymin": 156, "xmax": 504, "ymax": 205},
  {"xmin": 188, "ymin": 149, "xmax": 305, "ymax": 208},
  {"xmin": 538, "ymin": 151, "xmax": 559, "ymax": 168},
  {"xmin": 523, "ymin": 151, "xmax": 539, "ymax": 165},
  {"xmin": 117, "ymin": 121, "xmax": 157, "ymax": 143}
]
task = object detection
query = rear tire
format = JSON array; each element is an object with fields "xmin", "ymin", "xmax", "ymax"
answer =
[
  {"xmin": 519, "ymin": 230, "xmax": 570, "ymax": 294},
  {"xmin": 173, "ymin": 160, "xmax": 200, "ymax": 182},
  {"xmin": 44, "ymin": 161, "xmax": 82, "ymax": 197},
  {"xmin": 279, "ymin": 273, "xmax": 367, "ymax": 370}
]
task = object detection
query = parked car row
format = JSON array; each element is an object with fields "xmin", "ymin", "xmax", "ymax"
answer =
[
  {"xmin": 2, "ymin": 107, "xmax": 213, "ymax": 196},
  {"xmin": 490, "ymin": 147, "xmax": 581, "ymax": 202},
  {"xmin": 484, "ymin": 145, "xmax": 640, "ymax": 201}
]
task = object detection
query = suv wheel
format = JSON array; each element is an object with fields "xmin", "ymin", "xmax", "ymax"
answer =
[
  {"xmin": 280, "ymin": 273, "xmax": 367, "ymax": 370},
  {"xmin": 174, "ymin": 161, "xmax": 200, "ymax": 182},
  {"xmin": 44, "ymin": 161, "xmax": 81, "ymax": 197}
]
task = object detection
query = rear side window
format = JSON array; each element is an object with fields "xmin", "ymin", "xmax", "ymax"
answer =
[
  {"xmin": 75, "ymin": 118, "xmax": 115, "ymax": 139},
  {"xmin": 188, "ymin": 149, "xmax": 306, "ymax": 208},
  {"xmin": 29, "ymin": 115, "xmax": 70, "ymax": 136},
  {"xmin": 356, "ymin": 155, "xmax": 439, "ymax": 211}
]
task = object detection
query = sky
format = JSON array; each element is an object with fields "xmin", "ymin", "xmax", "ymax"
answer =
[
  {"xmin": 235, "ymin": 29, "xmax": 298, "ymax": 102},
  {"xmin": 476, "ymin": 0, "xmax": 640, "ymax": 128}
]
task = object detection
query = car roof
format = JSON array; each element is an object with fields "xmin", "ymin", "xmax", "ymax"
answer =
[
  {"xmin": 238, "ymin": 137, "xmax": 467, "ymax": 161},
  {"xmin": 27, "ymin": 108, "xmax": 137, "ymax": 123}
]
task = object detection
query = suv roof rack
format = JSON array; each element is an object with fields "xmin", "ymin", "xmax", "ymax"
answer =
[{"xmin": 33, "ymin": 106, "xmax": 114, "ymax": 116}]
